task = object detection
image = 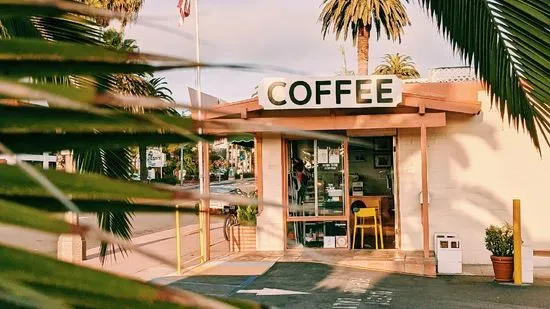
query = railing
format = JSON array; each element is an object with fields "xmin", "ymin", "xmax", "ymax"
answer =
[{"xmin": 403, "ymin": 66, "xmax": 477, "ymax": 83}]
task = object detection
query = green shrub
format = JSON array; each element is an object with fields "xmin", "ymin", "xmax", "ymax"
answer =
[
  {"xmin": 237, "ymin": 205, "xmax": 258, "ymax": 226},
  {"xmin": 485, "ymin": 223, "xmax": 514, "ymax": 257}
]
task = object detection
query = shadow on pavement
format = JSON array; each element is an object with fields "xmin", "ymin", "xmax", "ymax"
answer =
[{"xmin": 164, "ymin": 262, "xmax": 550, "ymax": 309}]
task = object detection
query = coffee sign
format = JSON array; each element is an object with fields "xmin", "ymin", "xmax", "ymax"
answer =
[{"xmin": 258, "ymin": 75, "xmax": 402, "ymax": 110}]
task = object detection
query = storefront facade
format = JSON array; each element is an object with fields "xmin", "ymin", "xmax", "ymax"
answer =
[{"xmin": 204, "ymin": 73, "xmax": 550, "ymax": 266}]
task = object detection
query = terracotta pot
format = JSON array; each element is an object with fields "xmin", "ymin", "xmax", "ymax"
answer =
[{"xmin": 490, "ymin": 255, "xmax": 514, "ymax": 282}]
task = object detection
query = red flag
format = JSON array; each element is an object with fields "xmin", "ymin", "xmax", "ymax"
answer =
[{"xmin": 177, "ymin": 0, "xmax": 191, "ymax": 26}]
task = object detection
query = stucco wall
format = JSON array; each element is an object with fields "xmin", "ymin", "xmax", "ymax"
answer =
[
  {"xmin": 256, "ymin": 133, "xmax": 285, "ymax": 251},
  {"xmin": 398, "ymin": 91, "xmax": 550, "ymax": 266}
]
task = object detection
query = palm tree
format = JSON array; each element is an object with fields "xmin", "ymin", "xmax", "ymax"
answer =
[
  {"xmin": 374, "ymin": 53, "xmax": 420, "ymax": 79},
  {"xmin": 319, "ymin": 0, "xmax": 411, "ymax": 75},
  {"xmin": 81, "ymin": 0, "xmax": 144, "ymax": 27}
]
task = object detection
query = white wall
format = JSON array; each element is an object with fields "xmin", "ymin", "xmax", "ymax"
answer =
[
  {"xmin": 398, "ymin": 91, "xmax": 550, "ymax": 266},
  {"xmin": 256, "ymin": 133, "xmax": 285, "ymax": 251}
]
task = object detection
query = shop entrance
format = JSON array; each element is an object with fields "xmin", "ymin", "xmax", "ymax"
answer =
[
  {"xmin": 284, "ymin": 135, "xmax": 397, "ymax": 250},
  {"xmin": 348, "ymin": 136, "xmax": 396, "ymax": 249}
]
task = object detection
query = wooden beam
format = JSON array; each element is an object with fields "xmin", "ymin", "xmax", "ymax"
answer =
[
  {"xmin": 534, "ymin": 250, "xmax": 550, "ymax": 257},
  {"xmin": 205, "ymin": 98, "xmax": 263, "ymax": 119},
  {"xmin": 402, "ymin": 93, "xmax": 481, "ymax": 114},
  {"xmin": 200, "ymin": 113, "xmax": 446, "ymax": 134},
  {"xmin": 421, "ymin": 124, "xmax": 430, "ymax": 259},
  {"xmin": 347, "ymin": 129, "xmax": 397, "ymax": 137}
]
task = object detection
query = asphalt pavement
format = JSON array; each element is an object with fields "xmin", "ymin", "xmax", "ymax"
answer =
[{"xmin": 167, "ymin": 262, "xmax": 550, "ymax": 309}]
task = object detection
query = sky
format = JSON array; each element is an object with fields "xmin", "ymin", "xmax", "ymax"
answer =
[{"xmin": 123, "ymin": 0, "xmax": 464, "ymax": 103}]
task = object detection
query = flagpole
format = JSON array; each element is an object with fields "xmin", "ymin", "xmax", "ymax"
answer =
[{"xmin": 194, "ymin": 0, "xmax": 210, "ymax": 263}]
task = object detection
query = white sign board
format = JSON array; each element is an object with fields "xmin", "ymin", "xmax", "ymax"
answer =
[
  {"xmin": 146, "ymin": 148, "xmax": 165, "ymax": 168},
  {"xmin": 258, "ymin": 75, "xmax": 402, "ymax": 110}
]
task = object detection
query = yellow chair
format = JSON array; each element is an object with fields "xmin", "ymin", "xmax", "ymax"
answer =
[{"xmin": 352, "ymin": 208, "xmax": 384, "ymax": 249}]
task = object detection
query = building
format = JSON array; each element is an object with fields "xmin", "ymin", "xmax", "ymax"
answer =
[{"xmin": 203, "ymin": 68, "xmax": 550, "ymax": 270}]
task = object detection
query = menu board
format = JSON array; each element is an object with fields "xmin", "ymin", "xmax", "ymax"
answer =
[
  {"xmin": 318, "ymin": 148, "xmax": 328, "ymax": 164},
  {"xmin": 329, "ymin": 149, "xmax": 340, "ymax": 164}
]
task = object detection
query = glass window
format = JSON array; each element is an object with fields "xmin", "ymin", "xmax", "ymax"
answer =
[
  {"xmin": 287, "ymin": 221, "xmax": 347, "ymax": 248},
  {"xmin": 287, "ymin": 140, "xmax": 344, "ymax": 217},
  {"xmin": 287, "ymin": 140, "xmax": 316, "ymax": 216},
  {"xmin": 316, "ymin": 140, "xmax": 345, "ymax": 216}
]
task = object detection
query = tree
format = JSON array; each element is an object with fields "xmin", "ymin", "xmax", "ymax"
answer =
[
  {"xmin": 82, "ymin": 0, "xmax": 144, "ymax": 27},
  {"xmin": 374, "ymin": 53, "xmax": 420, "ymax": 79},
  {"xmin": 319, "ymin": 0, "xmax": 411, "ymax": 74}
]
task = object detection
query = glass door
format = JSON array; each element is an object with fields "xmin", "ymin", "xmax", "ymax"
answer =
[{"xmin": 286, "ymin": 139, "xmax": 347, "ymax": 249}]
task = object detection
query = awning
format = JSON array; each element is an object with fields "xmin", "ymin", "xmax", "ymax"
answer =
[{"xmin": 227, "ymin": 133, "xmax": 254, "ymax": 148}]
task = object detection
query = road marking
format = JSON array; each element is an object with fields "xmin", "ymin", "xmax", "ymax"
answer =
[
  {"xmin": 343, "ymin": 278, "xmax": 371, "ymax": 294},
  {"xmin": 333, "ymin": 297, "xmax": 361, "ymax": 308},
  {"xmin": 226, "ymin": 275, "xmax": 257, "ymax": 297},
  {"xmin": 236, "ymin": 288, "xmax": 310, "ymax": 296},
  {"xmin": 364, "ymin": 290, "xmax": 393, "ymax": 306}
]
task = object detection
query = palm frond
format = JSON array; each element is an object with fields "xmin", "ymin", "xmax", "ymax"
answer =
[
  {"xmin": 0, "ymin": 245, "xmax": 262, "ymax": 309},
  {"xmin": 320, "ymin": 0, "xmax": 411, "ymax": 45},
  {"xmin": 417, "ymin": 0, "xmax": 550, "ymax": 149},
  {"xmin": 374, "ymin": 52, "xmax": 420, "ymax": 79}
]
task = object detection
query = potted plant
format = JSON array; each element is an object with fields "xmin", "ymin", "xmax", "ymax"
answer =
[
  {"xmin": 229, "ymin": 205, "xmax": 258, "ymax": 252},
  {"xmin": 485, "ymin": 223, "xmax": 514, "ymax": 282}
]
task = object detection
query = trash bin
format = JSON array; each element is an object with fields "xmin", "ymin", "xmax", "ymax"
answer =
[
  {"xmin": 435, "ymin": 236, "xmax": 462, "ymax": 274},
  {"xmin": 522, "ymin": 244, "xmax": 534, "ymax": 284}
]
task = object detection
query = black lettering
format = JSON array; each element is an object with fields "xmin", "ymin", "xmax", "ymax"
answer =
[
  {"xmin": 335, "ymin": 80, "xmax": 352, "ymax": 104},
  {"xmin": 356, "ymin": 79, "xmax": 372, "ymax": 104},
  {"xmin": 315, "ymin": 80, "xmax": 331, "ymax": 104},
  {"xmin": 377, "ymin": 79, "xmax": 393, "ymax": 103},
  {"xmin": 289, "ymin": 81, "xmax": 312, "ymax": 105},
  {"xmin": 267, "ymin": 81, "xmax": 287, "ymax": 106}
]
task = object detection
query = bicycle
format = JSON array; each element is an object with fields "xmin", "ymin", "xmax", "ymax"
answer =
[
  {"xmin": 222, "ymin": 189, "xmax": 258, "ymax": 241},
  {"xmin": 223, "ymin": 205, "xmax": 238, "ymax": 241}
]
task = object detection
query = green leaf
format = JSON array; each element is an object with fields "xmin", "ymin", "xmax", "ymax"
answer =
[
  {"xmin": 0, "ymin": 198, "xmax": 74, "ymax": 234},
  {"xmin": 0, "ymin": 165, "xmax": 173, "ymax": 201},
  {"xmin": 417, "ymin": 0, "xmax": 550, "ymax": 149},
  {"xmin": 0, "ymin": 245, "xmax": 264, "ymax": 308},
  {"xmin": 0, "ymin": 105, "xmax": 193, "ymax": 134},
  {"xmin": 2, "ymin": 197, "xmax": 201, "ymax": 213},
  {"xmin": 0, "ymin": 0, "xmax": 123, "ymax": 21},
  {"xmin": 0, "ymin": 276, "xmax": 71, "ymax": 309},
  {"xmin": 1, "ymin": 132, "xmax": 211, "ymax": 155}
]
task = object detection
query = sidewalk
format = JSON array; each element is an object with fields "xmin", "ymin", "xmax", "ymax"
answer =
[{"xmin": 79, "ymin": 222, "xmax": 230, "ymax": 281}]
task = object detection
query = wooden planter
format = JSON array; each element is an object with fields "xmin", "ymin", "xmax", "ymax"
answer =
[{"xmin": 230, "ymin": 225, "xmax": 256, "ymax": 252}]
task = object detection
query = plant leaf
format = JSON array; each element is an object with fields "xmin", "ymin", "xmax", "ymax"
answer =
[{"xmin": 417, "ymin": 0, "xmax": 550, "ymax": 149}]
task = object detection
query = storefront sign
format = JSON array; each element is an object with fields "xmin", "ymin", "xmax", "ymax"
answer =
[{"xmin": 258, "ymin": 75, "xmax": 402, "ymax": 110}]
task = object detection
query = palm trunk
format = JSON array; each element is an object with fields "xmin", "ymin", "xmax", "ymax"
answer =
[
  {"xmin": 357, "ymin": 26, "xmax": 370, "ymax": 75},
  {"xmin": 139, "ymin": 146, "xmax": 148, "ymax": 181}
]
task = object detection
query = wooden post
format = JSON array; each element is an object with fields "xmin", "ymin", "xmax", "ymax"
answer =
[
  {"xmin": 175, "ymin": 205, "xmax": 182, "ymax": 275},
  {"xmin": 344, "ymin": 138, "xmax": 351, "ymax": 249},
  {"xmin": 254, "ymin": 134, "xmax": 263, "ymax": 214},
  {"xmin": 420, "ymin": 124, "xmax": 430, "ymax": 258},
  {"xmin": 57, "ymin": 151, "xmax": 86, "ymax": 262},
  {"xmin": 513, "ymin": 199, "xmax": 522, "ymax": 285},
  {"xmin": 199, "ymin": 142, "xmax": 210, "ymax": 263}
]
